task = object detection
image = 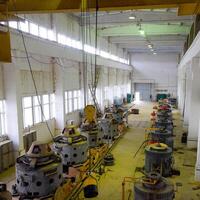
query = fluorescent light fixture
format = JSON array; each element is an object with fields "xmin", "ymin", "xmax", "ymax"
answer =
[
  {"xmin": 129, "ymin": 15, "xmax": 136, "ymax": 20},
  {"xmin": 139, "ymin": 29, "xmax": 145, "ymax": 36}
]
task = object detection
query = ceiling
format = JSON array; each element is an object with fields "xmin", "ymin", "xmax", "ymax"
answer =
[{"xmin": 75, "ymin": 8, "xmax": 194, "ymax": 54}]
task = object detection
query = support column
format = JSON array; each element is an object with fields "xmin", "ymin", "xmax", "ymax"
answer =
[
  {"xmin": 195, "ymin": 119, "xmax": 200, "ymax": 180},
  {"xmin": 188, "ymin": 57, "xmax": 200, "ymax": 148},
  {"xmin": 183, "ymin": 62, "xmax": 192, "ymax": 126},
  {"xmin": 3, "ymin": 63, "xmax": 23, "ymax": 157},
  {"xmin": 54, "ymin": 63, "xmax": 65, "ymax": 133}
]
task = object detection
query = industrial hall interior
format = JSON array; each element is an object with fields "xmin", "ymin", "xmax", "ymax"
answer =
[{"xmin": 1, "ymin": 0, "xmax": 200, "ymax": 200}]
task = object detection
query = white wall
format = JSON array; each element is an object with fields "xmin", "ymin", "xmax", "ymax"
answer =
[
  {"xmin": 177, "ymin": 31, "xmax": 200, "ymax": 180},
  {"xmin": 131, "ymin": 53, "xmax": 179, "ymax": 100},
  {"xmin": 0, "ymin": 13, "xmax": 132, "ymax": 155}
]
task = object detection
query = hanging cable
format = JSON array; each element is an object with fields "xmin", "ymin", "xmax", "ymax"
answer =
[
  {"xmin": 10, "ymin": 0, "xmax": 55, "ymax": 141},
  {"xmin": 94, "ymin": 0, "xmax": 99, "ymax": 93}
]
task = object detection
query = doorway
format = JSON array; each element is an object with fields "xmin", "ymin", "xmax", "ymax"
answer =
[{"xmin": 135, "ymin": 83, "xmax": 152, "ymax": 101}]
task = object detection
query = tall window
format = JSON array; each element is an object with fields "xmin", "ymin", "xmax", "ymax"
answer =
[
  {"xmin": 39, "ymin": 26, "xmax": 47, "ymax": 39},
  {"xmin": 6, "ymin": 18, "xmax": 129, "ymax": 64},
  {"xmin": 29, "ymin": 22, "xmax": 39, "ymax": 36},
  {"xmin": 104, "ymin": 87, "xmax": 109, "ymax": 100},
  {"xmin": 65, "ymin": 91, "xmax": 73, "ymax": 114},
  {"xmin": 78, "ymin": 90, "xmax": 82, "ymax": 109},
  {"xmin": 42, "ymin": 94, "xmax": 50, "ymax": 120},
  {"xmin": 22, "ymin": 94, "xmax": 55, "ymax": 128},
  {"xmin": 33, "ymin": 96, "xmax": 42, "ymax": 124},
  {"xmin": 65, "ymin": 90, "xmax": 82, "ymax": 114},
  {"xmin": 0, "ymin": 100, "xmax": 6, "ymax": 135},
  {"xmin": 50, "ymin": 94, "xmax": 55, "ymax": 118},
  {"xmin": 23, "ymin": 97, "xmax": 33, "ymax": 128},
  {"xmin": 73, "ymin": 90, "xmax": 78, "ymax": 111},
  {"xmin": 19, "ymin": 20, "xmax": 29, "ymax": 32}
]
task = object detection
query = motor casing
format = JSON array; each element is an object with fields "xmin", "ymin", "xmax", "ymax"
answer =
[
  {"xmin": 145, "ymin": 143, "xmax": 173, "ymax": 177},
  {"xmin": 15, "ymin": 142, "xmax": 63, "ymax": 199}
]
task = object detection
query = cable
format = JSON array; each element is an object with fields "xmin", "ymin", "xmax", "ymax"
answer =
[
  {"xmin": 10, "ymin": 0, "xmax": 55, "ymax": 141},
  {"xmin": 133, "ymin": 140, "xmax": 149, "ymax": 159},
  {"xmin": 94, "ymin": 0, "xmax": 99, "ymax": 92},
  {"xmin": 20, "ymin": 31, "xmax": 55, "ymax": 140}
]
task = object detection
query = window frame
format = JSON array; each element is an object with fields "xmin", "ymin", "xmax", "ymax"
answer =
[
  {"xmin": 22, "ymin": 93, "xmax": 55, "ymax": 129},
  {"xmin": 65, "ymin": 90, "xmax": 82, "ymax": 114},
  {"xmin": 0, "ymin": 100, "xmax": 7, "ymax": 136},
  {"xmin": 22, "ymin": 96, "xmax": 34, "ymax": 128}
]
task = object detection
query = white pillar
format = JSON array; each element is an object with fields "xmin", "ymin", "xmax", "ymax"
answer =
[
  {"xmin": 183, "ymin": 62, "xmax": 192, "ymax": 126},
  {"xmin": 195, "ymin": 119, "xmax": 200, "ymax": 180},
  {"xmin": 54, "ymin": 64, "xmax": 65, "ymax": 134},
  {"xmin": 3, "ymin": 63, "xmax": 23, "ymax": 157},
  {"xmin": 188, "ymin": 57, "xmax": 200, "ymax": 148}
]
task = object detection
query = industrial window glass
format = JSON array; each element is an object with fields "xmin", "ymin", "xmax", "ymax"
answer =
[
  {"xmin": 88, "ymin": 89, "xmax": 93, "ymax": 104},
  {"xmin": 50, "ymin": 94, "xmax": 55, "ymax": 118},
  {"xmin": 19, "ymin": 20, "xmax": 29, "ymax": 33},
  {"xmin": 30, "ymin": 22, "xmax": 39, "ymax": 36},
  {"xmin": 47, "ymin": 29, "xmax": 56, "ymax": 41},
  {"xmin": 75, "ymin": 41, "xmax": 83, "ymax": 50},
  {"xmin": 66, "ymin": 37, "xmax": 72, "ymax": 47},
  {"xmin": 64, "ymin": 92, "xmax": 68, "ymax": 114},
  {"xmin": 0, "ymin": 100, "xmax": 6, "ymax": 135},
  {"xmin": 39, "ymin": 26, "xmax": 47, "ymax": 39},
  {"xmin": 104, "ymin": 87, "xmax": 109, "ymax": 100},
  {"xmin": 68, "ymin": 91, "xmax": 73, "ymax": 113},
  {"xmin": 65, "ymin": 90, "xmax": 81, "ymax": 114},
  {"xmin": 108, "ymin": 86, "xmax": 114, "ymax": 102},
  {"xmin": 33, "ymin": 96, "xmax": 42, "ymax": 124},
  {"xmin": 22, "ymin": 93, "xmax": 55, "ymax": 128},
  {"xmin": 71, "ymin": 39, "xmax": 78, "ymax": 49},
  {"xmin": 57, "ymin": 34, "xmax": 66, "ymax": 45},
  {"xmin": 42, "ymin": 94, "xmax": 50, "ymax": 120},
  {"xmin": 7, "ymin": 19, "xmax": 129, "ymax": 64},
  {"xmin": 78, "ymin": 90, "xmax": 82, "ymax": 109},
  {"xmin": 73, "ymin": 90, "xmax": 78, "ymax": 111},
  {"xmin": 9, "ymin": 21, "xmax": 18, "ymax": 29},
  {"xmin": 23, "ymin": 97, "xmax": 33, "ymax": 128},
  {"xmin": 84, "ymin": 45, "xmax": 95, "ymax": 54}
]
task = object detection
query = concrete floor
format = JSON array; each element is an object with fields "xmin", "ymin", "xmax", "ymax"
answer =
[
  {"xmin": 0, "ymin": 102, "xmax": 199, "ymax": 200},
  {"xmin": 82, "ymin": 102, "xmax": 199, "ymax": 200}
]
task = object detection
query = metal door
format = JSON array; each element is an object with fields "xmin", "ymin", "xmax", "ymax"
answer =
[{"xmin": 135, "ymin": 83, "xmax": 151, "ymax": 101}]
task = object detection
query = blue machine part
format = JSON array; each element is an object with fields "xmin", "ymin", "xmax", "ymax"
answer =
[
  {"xmin": 100, "ymin": 115, "xmax": 119, "ymax": 140},
  {"xmin": 53, "ymin": 134, "xmax": 88, "ymax": 166},
  {"xmin": 15, "ymin": 142, "xmax": 63, "ymax": 199},
  {"xmin": 134, "ymin": 172, "xmax": 174, "ymax": 200},
  {"xmin": 81, "ymin": 124, "xmax": 104, "ymax": 148},
  {"xmin": 155, "ymin": 119, "xmax": 173, "ymax": 132},
  {"xmin": 145, "ymin": 143, "xmax": 173, "ymax": 177},
  {"xmin": 150, "ymin": 130, "xmax": 173, "ymax": 149}
]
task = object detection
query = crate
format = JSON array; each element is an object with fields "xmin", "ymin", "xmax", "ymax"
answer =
[
  {"xmin": 0, "ymin": 140, "xmax": 14, "ymax": 172},
  {"xmin": 23, "ymin": 130, "xmax": 37, "ymax": 152}
]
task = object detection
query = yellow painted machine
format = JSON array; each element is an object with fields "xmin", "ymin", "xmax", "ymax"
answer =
[{"xmin": 81, "ymin": 105, "xmax": 104, "ymax": 148}]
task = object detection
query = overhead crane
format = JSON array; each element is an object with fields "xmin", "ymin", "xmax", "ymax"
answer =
[
  {"xmin": 0, "ymin": 0, "xmax": 199, "ymax": 15},
  {"xmin": 0, "ymin": 0, "xmax": 199, "ymax": 63}
]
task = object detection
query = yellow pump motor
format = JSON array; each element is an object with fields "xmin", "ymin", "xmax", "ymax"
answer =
[
  {"xmin": 83, "ymin": 174, "xmax": 98, "ymax": 198},
  {"xmin": 84, "ymin": 105, "xmax": 97, "ymax": 124}
]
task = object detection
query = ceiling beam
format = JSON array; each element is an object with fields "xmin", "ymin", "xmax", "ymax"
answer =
[
  {"xmin": 99, "ymin": 24, "xmax": 190, "ymax": 37},
  {"xmin": 178, "ymin": 3, "xmax": 200, "ymax": 15},
  {"xmin": 0, "ymin": 13, "xmax": 23, "ymax": 21},
  {"xmin": 0, "ymin": 0, "xmax": 199, "ymax": 15},
  {"xmin": 109, "ymin": 35, "xmax": 187, "ymax": 43}
]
